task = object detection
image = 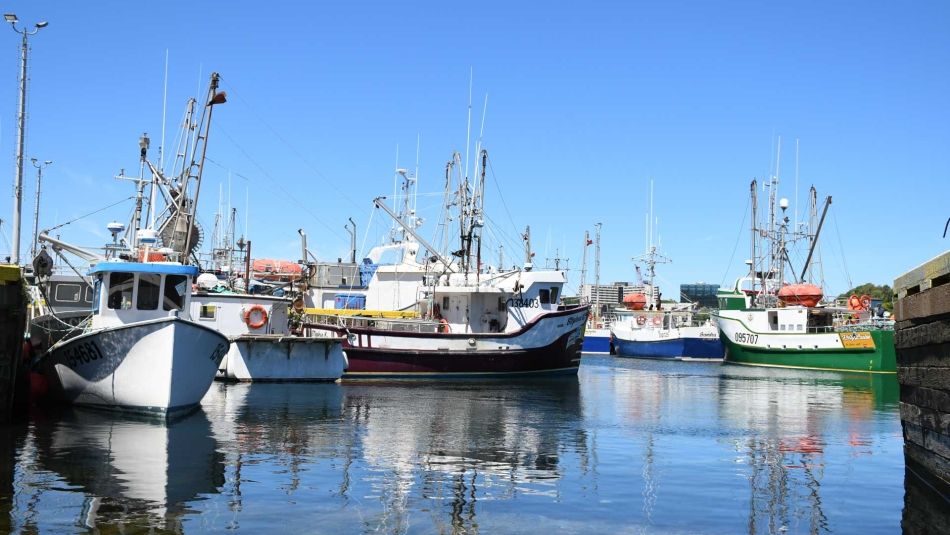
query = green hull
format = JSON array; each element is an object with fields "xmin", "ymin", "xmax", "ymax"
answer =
[{"xmin": 722, "ymin": 329, "xmax": 896, "ymax": 373}]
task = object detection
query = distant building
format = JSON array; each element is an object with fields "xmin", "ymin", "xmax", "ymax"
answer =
[
  {"xmin": 680, "ymin": 282, "xmax": 720, "ymax": 309},
  {"xmin": 580, "ymin": 282, "xmax": 655, "ymax": 314}
]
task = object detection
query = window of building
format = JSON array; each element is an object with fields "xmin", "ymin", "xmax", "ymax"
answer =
[
  {"xmin": 107, "ymin": 272, "xmax": 135, "ymax": 310},
  {"xmin": 550, "ymin": 287, "xmax": 559, "ymax": 304},
  {"xmin": 163, "ymin": 275, "xmax": 188, "ymax": 311},
  {"xmin": 54, "ymin": 283, "xmax": 82, "ymax": 303},
  {"xmin": 539, "ymin": 288, "xmax": 551, "ymax": 304},
  {"xmin": 137, "ymin": 273, "xmax": 162, "ymax": 310}
]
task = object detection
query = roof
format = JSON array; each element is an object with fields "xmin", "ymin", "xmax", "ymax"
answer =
[{"xmin": 88, "ymin": 262, "xmax": 199, "ymax": 277}]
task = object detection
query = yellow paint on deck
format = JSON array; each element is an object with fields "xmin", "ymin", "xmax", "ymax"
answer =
[{"xmin": 304, "ymin": 308, "xmax": 419, "ymax": 319}]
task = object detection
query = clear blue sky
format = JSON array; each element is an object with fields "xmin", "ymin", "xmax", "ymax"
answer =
[{"xmin": 1, "ymin": 1, "xmax": 948, "ymax": 298}]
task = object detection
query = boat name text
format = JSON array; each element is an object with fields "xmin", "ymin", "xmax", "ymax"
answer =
[
  {"xmin": 209, "ymin": 342, "xmax": 229, "ymax": 363},
  {"xmin": 734, "ymin": 332, "xmax": 759, "ymax": 344},
  {"xmin": 63, "ymin": 341, "xmax": 104, "ymax": 368}
]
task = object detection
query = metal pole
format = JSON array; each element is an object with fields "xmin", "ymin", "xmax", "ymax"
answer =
[
  {"xmin": 29, "ymin": 159, "xmax": 50, "ymax": 259},
  {"xmin": 11, "ymin": 31, "xmax": 28, "ymax": 265}
]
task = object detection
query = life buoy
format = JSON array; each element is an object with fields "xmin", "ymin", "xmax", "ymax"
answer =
[
  {"xmin": 847, "ymin": 294, "xmax": 861, "ymax": 310},
  {"xmin": 438, "ymin": 318, "xmax": 450, "ymax": 333},
  {"xmin": 859, "ymin": 295, "xmax": 871, "ymax": 310},
  {"xmin": 652, "ymin": 316, "xmax": 662, "ymax": 326},
  {"xmin": 244, "ymin": 304, "xmax": 268, "ymax": 329},
  {"xmin": 636, "ymin": 315, "xmax": 646, "ymax": 326}
]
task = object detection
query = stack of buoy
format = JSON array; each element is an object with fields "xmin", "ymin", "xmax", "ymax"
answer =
[{"xmin": 847, "ymin": 294, "xmax": 872, "ymax": 311}]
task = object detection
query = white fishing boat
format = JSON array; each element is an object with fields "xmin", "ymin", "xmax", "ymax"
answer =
[
  {"xmin": 190, "ymin": 289, "xmax": 348, "ymax": 382},
  {"xmin": 303, "ymin": 150, "xmax": 589, "ymax": 377},
  {"xmin": 32, "ymin": 72, "xmax": 230, "ymax": 414}
]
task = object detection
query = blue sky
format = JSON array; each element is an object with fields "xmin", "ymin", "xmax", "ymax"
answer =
[{"xmin": 0, "ymin": 1, "xmax": 947, "ymax": 298}]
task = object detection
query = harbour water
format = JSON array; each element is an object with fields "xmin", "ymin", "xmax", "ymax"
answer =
[{"xmin": 1, "ymin": 356, "xmax": 909, "ymax": 534}]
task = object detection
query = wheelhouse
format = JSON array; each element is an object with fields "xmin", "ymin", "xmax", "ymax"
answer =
[{"xmin": 89, "ymin": 262, "xmax": 198, "ymax": 329}]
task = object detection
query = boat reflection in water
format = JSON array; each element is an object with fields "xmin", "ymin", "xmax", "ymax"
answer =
[
  {"xmin": 22, "ymin": 407, "xmax": 223, "ymax": 532},
  {"xmin": 199, "ymin": 378, "xmax": 587, "ymax": 533},
  {"xmin": 717, "ymin": 366, "xmax": 900, "ymax": 534}
]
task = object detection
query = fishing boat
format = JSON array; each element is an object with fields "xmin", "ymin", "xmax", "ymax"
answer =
[
  {"xmin": 713, "ymin": 180, "xmax": 896, "ymax": 373},
  {"xmin": 191, "ymin": 287, "xmax": 348, "ymax": 382},
  {"xmin": 304, "ymin": 150, "xmax": 589, "ymax": 378},
  {"xmin": 609, "ymin": 184, "xmax": 724, "ymax": 361},
  {"xmin": 32, "ymin": 73, "xmax": 231, "ymax": 414}
]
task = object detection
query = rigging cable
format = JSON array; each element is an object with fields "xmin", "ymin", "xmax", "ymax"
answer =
[
  {"xmin": 719, "ymin": 193, "xmax": 750, "ymax": 287},
  {"xmin": 831, "ymin": 210, "xmax": 853, "ymax": 291},
  {"xmin": 44, "ymin": 195, "xmax": 136, "ymax": 234}
]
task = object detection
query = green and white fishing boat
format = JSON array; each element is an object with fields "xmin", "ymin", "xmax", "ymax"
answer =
[{"xmin": 714, "ymin": 179, "xmax": 896, "ymax": 374}]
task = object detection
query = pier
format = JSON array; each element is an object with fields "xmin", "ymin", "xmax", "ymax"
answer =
[
  {"xmin": 893, "ymin": 250, "xmax": 950, "ymax": 522},
  {"xmin": 0, "ymin": 264, "xmax": 26, "ymax": 424}
]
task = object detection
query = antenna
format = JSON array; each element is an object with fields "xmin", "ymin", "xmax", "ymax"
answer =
[
  {"xmin": 464, "ymin": 67, "xmax": 473, "ymax": 180},
  {"xmin": 159, "ymin": 49, "xmax": 169, "ymax": 173}
]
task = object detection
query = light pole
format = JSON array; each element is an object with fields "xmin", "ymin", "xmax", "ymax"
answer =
[
  {"xmin": 5, "ymin": 13, "xmax": 48, "ymax": 265},
  {"xmin": 29, "ymin": 158, "xmax": 51, "ymax": 259}
]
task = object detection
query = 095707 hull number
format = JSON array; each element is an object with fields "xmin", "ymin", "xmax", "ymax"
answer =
[{"xmin": 734, "ymin": 332, "xmax": 758, "ymax": 344}]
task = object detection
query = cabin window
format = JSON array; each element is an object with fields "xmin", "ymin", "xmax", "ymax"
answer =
[
  {"xmin": 768, "ymin": 311, "xmax": 778, "ymax": 331},
  {"xmin": 539, "ymin": 288, "xmax": 551, "ymax": 304},
  {"xmin": 137, "ymin": 273, "xmax": 162, "ymax": 310},
  {"xmin": 107, "ymin": 272, "xmax": 135, "ymax": 310},
  {"xmin": 498, "ymin": 297, "xmax": 506, "ymax": 312},
  {"xmin": 92, "ymin": 278, "xmax": 101, "ymax": 314},
  {"xmin": 780, "ymin": 324, "xmax": 786, "ymax": 331},
  {"xmin": 442, "ymin": 296, "xmax": 450, "ymax": 310},
  {"xmin": 84, "ymin": 285, "xmax": 94, "ymax": 304},
  {"xmin": 163, "ymin": 275, "xmax": 188, "ymax": 311},
  {"xmin": 550, "ymin": 287, "xmax": 560, "ymax": 304},
  {"xmin": 199, "ymin": 305, "xmax": 216, "ymax": 319},
  {"xmin": 54, "ymin": 283, "xmax": 82, "ymax": 303}
]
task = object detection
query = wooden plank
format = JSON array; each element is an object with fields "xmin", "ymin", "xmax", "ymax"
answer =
[
  {"xmin": 901, "ymin": 385, "xmax": 950, "ymax": 414},
  {"xmin": 895, "ymin": 283, "xmax": 950, "ymax": 322},
  {"xmin": 901, "ymin": 401, "xmax": 950, "ymax": 436},
  {"xmin": 895, "ymin": 320, "xmax": 950, "ymax": 350},
  {"xmin": 899, "ymin": 366, "xmax": 950, "ymax": 391},
  {"xmin": 897, "ymin": 342, "xmax": 950, "ymax": 368},
  {"xmin": 895, "ymin": 250, "xmax": 950, "ymax": 298}
]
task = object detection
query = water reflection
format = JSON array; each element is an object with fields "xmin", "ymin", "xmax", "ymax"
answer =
[
  {"xmin": 717, "ymin": 366, "xmax": 899, "ymax": 534},
  {"xmin": 15, "ymin": 408, "xmax": 222, "ymax": 532}
]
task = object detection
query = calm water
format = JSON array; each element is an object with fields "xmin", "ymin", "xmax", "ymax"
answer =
[{"xmin": 0, "ymin": 356, "xmax": 913, "ymax": 534}]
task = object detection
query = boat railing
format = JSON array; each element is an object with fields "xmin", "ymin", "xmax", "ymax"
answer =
[{"xmin": 305, "ymin": 313, "xmax": 440, "ymax": 334}]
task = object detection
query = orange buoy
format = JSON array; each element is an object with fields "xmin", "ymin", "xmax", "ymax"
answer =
[{"xmin": 244, "ymin": 304, "xmax": 269, "ymax": 329}]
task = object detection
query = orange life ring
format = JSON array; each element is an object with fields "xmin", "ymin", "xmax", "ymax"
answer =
[
  {"xmin": 244, "ymin": 304, "xmax": 268, "ymax": 329},
  {"xmin": 859, "ymin": 295, "xmax": 871, "ymax": 309},
  {"xmin": 636, "ymin": 315, "xmax": 646, "ymax": 326},
  {"xmin": 652, "ymin": 316, "xmax": 662, "ymax": 326},
  {"xmin": 847, "ymin": 294, "xmax": 861, "ymax": 310},
  {"xmin": 438, "ymin": 318, "xmax": 450, "ymax": 333}
]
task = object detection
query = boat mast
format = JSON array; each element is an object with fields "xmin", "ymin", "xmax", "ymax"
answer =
[
  {"xmin": 579, "ymin": 230, "xmax": 590, "ymax": 303},
  {"xmin": 798, "ymin": 194, "xmax": 832, "ymax": 283},
  {"xmin": 593, "ymin": 222, "xmax": 601, "ymax": 315},
  {"xmin": 750, "ymin": 179, "xmax": 758, "ymax": 294}
]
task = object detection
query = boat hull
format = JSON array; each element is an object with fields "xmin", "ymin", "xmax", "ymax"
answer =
[
  {"xmin": 715, "ymin": 312, "xmax": 896, "ymax": 373},
  {"xmin": 613, "ymin": 336, "xmax": 724, "ymax": 360},
  {"xmin": 40, "ymin": 318, "xmax": 229, "ymax": 414},
  {"xmin": 219, "ymin": 335, "xmax": 348, "ymax": 382},
  {"xmin": 582, "ymin": 328, "xmax": 612, "ymax": 354},
  {"xmin": 312, "ymin": 307, "xmax": 587, "ymax": 378}
]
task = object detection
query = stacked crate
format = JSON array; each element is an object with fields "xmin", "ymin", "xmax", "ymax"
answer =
[{"xmin": 894, "ymin": 251, "xmax": 950, "ymax": 507}]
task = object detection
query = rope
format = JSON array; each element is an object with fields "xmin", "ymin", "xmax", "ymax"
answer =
[
  {"xmin": 720, "ymin": 193, "xmax": 750, "ymax": 287},
  {"xmin": 45, "ymin": 196, "xmax": 136, "ymax": 233}
]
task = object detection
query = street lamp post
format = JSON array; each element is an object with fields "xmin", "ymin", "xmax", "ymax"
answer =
[
  {"xmin": 29, "ymin": 158, "xmax": 51, "ymax": 259},
  {"xmin": 5, "ymin": 13, "xmax": 48, "ymax": 265}
]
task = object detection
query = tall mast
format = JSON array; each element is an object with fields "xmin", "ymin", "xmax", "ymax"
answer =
[
  {"xmin": 594, "ymin": 222, "xmax": 601, "ymax": 314},
  {"xmin": 579, "ymin": 230, "xmax": 590, "ymax": 302},
  {"xmin": 750, "ymin": 179, "xmax": 759, "ymax": 293}
]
